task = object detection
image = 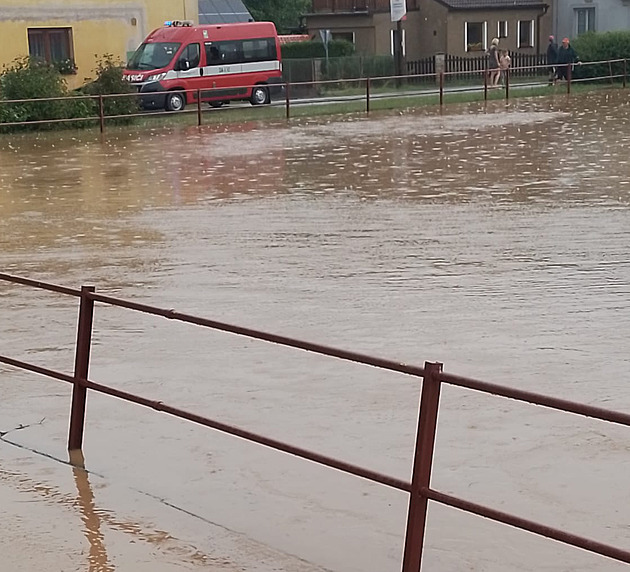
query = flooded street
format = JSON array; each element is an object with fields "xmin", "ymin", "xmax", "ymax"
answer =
[{"xmin": 1, "ymin": 91, "xmax": 630, "ymax": 571}]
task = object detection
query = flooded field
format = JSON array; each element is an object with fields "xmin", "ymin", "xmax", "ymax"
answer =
[{"xmin": 1, "ymin": 91, "xmax": 629, "ymax": 571}]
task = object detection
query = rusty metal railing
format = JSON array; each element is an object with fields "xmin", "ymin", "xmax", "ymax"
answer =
[
  {"xmin": 1, "ymin": 58, "xmax": 627, "ymax": 132},
  {"xmin": 0, "ymin": 272, "xmax": 628, "ymax": 570}
]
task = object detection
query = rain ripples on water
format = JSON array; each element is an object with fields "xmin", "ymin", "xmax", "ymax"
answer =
[{"xmin": 1, "ymin": 91, "xmax": 630, "ymax": 572}]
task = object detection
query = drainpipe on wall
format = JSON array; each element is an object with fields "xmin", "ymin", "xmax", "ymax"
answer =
[{"xmin": 536, "ymin": 3, "xmax": 549, "ymax": 56}]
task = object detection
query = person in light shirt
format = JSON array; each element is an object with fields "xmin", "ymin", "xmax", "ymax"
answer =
[{"xmin": 499, "ymin": 50, "xmax": 511, "ymax": 87}]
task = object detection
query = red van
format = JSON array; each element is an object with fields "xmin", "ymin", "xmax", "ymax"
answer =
[{"xmin": 124, "ymin": 20, "xmax": 282, "ymax": 111}]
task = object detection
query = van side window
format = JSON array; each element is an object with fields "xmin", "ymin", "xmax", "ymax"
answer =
[
  {"xmin": 204, "ymin": 38, "xmax": 277, "ymax": 66},
  {"xmin": 205, "ymin": 43, "xmax": 221, "ymax": 65},
  {"xmin": 181, "ymin": 43, "xmax": 200, "ymax": 68},
  {"xmin": 242, "ymin": 38, "xmax": 276, "ymax": 62},
  {"xmin": 218, "ymin": 41, "xmax": 241, "ymax": 64}
]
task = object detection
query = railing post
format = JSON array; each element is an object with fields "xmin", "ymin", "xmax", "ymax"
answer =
[
  {"xmin": 623, "ymin": 59, "xmax": 627, "ymax": 89},
  {"xmin": 483, "ymin": 69, "xmax": 488, "ymax": 101},
  {"xmin": 68, "ymin": 285, "xmax": 95, "ymax": 454},
  {"xmin": 98, "ymin": 96, "xmax": 105, "ymax": 133},
  {"xmin": 402, "ymin": 361, "xmax": 443, "ymax": 572},
  {"xmin": 608, "ymin": 61, "xmax": 614, "ymax": 85},
  {"xmin": 505, "ymin": 67, "xmax": 510, "ymax": 100},
  {"xmin": 567, "ymin": 63, "xmax": 572, "ymax": 95},
  {"xmin": 366, "ymin": 76, "xmax": 371, "ymax": 114},
  {"xmin": 285, "ymin": 81, "xmax": 290, "ymax": 120},
  {"xmin": 439, "ymin": 72, "xmax": 444, "ymax": 106},
  {"xmin": 197, "ymin": 88, "xmax": 202, "ymax": 126}
]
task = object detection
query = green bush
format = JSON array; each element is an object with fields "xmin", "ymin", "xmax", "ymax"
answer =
[
  {"xmin": 0, "ymin": 57, "xmax": 91, "ymax": 129},
  {"xmin": 572, "ymin": 31, "xmax": 630, "ymax": 80},
  {"xmin": 79, "ymin": 54, "xmax": 138, "ymax": 120},
  {"xmin": 281, "ymin": 39, "xmax": 354, "ymax": 59},
  {"xmin": 323, "ymin": 55, "xmax": 395, "ymax": 80}
]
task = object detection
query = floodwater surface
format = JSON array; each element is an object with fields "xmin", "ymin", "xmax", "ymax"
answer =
[{"xmin": 1, "ymin": 91, "xmax": 629, "ymax": 572}]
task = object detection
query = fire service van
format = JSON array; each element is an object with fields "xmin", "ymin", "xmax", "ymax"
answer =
[{"xmin": 124, "ymin": 20, "xmax": 283, "ymax": 111}]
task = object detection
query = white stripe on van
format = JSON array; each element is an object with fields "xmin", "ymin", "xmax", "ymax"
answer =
[
  {"xmin": 129, "ymin": 60, "xmax": 280, "ymax": 87},
  {"xmin": 201, "ymin": 60, "xmax": 280, "ymax": 77}
]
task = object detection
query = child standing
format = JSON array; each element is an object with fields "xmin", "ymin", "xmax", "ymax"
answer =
[{"xmin": 499, "ymin": 50, "xmax": 511, "ymax": 87}]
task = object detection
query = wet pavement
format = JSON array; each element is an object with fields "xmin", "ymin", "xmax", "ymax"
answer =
[{"xmin": 1, "ymin": 90, "xmax": 629, "ymax": 571}]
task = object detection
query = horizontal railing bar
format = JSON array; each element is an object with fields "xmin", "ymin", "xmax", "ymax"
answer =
[
  {"xmin": 0, "ymin": 354, "xmax": 74, "ymax": 384},
  {"xmin": 0, "ymin": 273, "xmax": 81, "ymax": 296},
  {"xmin": 80, "ymin": 377, "xmax": 411, "ymax": 492},
  {"xmin": 0, "ymin": 94, "xmax": 97, "ymax": 104},
  {"xmin": 89, "ymin": 292, "xmax": 426, "ymax": 378},
  {"xmin": 439, "ymin": 371, "xmax": 630, "ymax": 427},
  {"xmin": 0, "ymin": 115, "xmax": 97, "ymax": 128},
  {"xmin": 423, "ymin": 487, "xmax": 630, "ymax": 564}
]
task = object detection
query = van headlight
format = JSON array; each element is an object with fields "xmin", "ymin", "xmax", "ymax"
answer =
[{"xmin": 147, "ymin": 72, "xmax": 167, "ymax": 82}]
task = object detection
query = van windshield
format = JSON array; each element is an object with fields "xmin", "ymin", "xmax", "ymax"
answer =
[{"xmin": 127, "ymin": 42, "xmax": 181, "ymax": 71}]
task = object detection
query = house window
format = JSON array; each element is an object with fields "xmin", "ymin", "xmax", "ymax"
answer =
[
  {"xmin": 465, "ymin": 21, "xmax": 487, "ymax": 52},
  {"xmin": 390, "ymin": 29, "xmax": 406, "ymax": 56},
  {"xmin": 576, "ymin": 7, "xmax": 595, "ymax": 34},
  {"xmin": 332, "ymin": 32, "xmax": 355, "ymax": 44},
  {"xmin": 497, "ymin": 21, "xmax": 508, "ymax": 39},
  {"xmin": 28, "ymin": 28, "xmax": 74, "ymax": 64},
  {"xmin": 517, "ymin": 20, "xmax": 534, "ymax": 48}
]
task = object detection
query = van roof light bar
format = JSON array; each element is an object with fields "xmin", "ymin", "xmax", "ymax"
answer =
[{"xmin": 164, "ymin": 20, "xmax": 193, "ymax": 27}]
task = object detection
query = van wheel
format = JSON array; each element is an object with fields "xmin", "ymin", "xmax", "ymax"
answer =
[
  {"xmin": 250, "ymin": 85, "xmax": 269, "ymax": 106},
  {"xmin": 165, "ymin": 92, "xmax": 186, "ymax": 112}
]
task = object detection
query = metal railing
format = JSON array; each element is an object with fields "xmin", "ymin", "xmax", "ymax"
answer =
[
  {"xmin": 0, "ymin": 58, "xmax": 627, "ymax": 132},
  {"xmin": 0, "ymin": 272, "xmax": 628, "ymax": 570}
]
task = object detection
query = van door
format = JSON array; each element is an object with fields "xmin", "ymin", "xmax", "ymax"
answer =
[
  {"xmin": 174, "ymin": 43, "xmax": 203, "ymax": 103},
  {"xmin": 203, "ymin": 41, "xmax": 247, "ymax": 102}
]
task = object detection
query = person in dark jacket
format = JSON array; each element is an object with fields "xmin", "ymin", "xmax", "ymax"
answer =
[
  {"xmin": 555, "ymin": 37, "xmax": 580, "ymax": 83},
  {"xmin": 546, "ymin": 35, "xmax": 558, "ymax": 85}
]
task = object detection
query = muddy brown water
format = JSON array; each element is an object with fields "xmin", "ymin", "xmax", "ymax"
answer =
[{"xmin": 1, "ymin": 91, "xmax": 629, "ymax": 571}]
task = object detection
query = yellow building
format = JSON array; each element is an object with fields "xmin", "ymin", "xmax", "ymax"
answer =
[{"xmin": 0, "ymin": 0, "xmax": 198, "ymax": 89}]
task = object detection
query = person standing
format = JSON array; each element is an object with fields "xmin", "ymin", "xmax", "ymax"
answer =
[
  {"xmin": 487, "ymin": 38, "xmax": 501, "ymax": 88},
  {"xmin": 499, "ymin": 50, "xmax": 511, "ymax": 87},
  {"xmin": 546, "ymin": 35, "xmax": 558, "ymax": 85},
  {"xmin": 555, "ymin": 37, "xmax": 580, "ymax": 83}
]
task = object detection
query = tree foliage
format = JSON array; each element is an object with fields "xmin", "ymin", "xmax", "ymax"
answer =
[
  {"xmin": 79, "ymin": 54, "xmax": 139, "ymax": 120},
  {"xmin": 243, "ymin": 0, "xmax": 309, "ymax": 33}
]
